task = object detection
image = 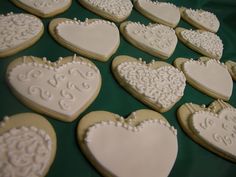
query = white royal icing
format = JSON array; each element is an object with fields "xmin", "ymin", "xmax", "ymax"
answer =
[
  {"xmin": 17, "ymin": 0, "xmax": 70, "ymax": 14},
  {"xmin": 56, "ymin": 19, "xmax": 119, "ymax": 58},
  {"xmin": 183, "ymin": 59, "xmax": 233, "ymax": 99},
  {"xmin": 83, "ymin": 0, "xmax": 133, "ymax": 19},
  {"xmin": 117, "ymin": 61, "xmax": 186, "ymax": 108},
  {"xmin": 125, "ymin": 22, "xmax": 177, "ymax": 56},
  {"xmin": 8, "ymin": 58, "xmax": 101, "ymax": 117},
  {"xmin": 0, "ymin": 13, "xmax": 43, "ymax": 52},
  {"xmin": 190, "ymin": 108, "xmax": 236, "ymax": 158},
  {"xmin": 0, "ymin": 126, "xmax": 52, "ymax": 177},
  {"xmin": 185, "ymin": 8, "xmax": 220, "ymax": 32},
  {"xmin": 136, "ymin": 0, "xmax": 180, "ymax": 26},
  {"xmin": 85, "ymin": 119, "xmax": 178, "ymax": 177},
  {"xmin": 180, "ymin": 29, "xmax": 223, "ymax": 58}
]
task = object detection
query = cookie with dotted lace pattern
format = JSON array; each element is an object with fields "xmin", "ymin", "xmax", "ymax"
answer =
[
  {"xmin": 177, "ymin": 100, "xmax": 236, "ymax": 163},
  {"xmin": 0, "ymin": 113, "xmax": 57, "ymax": 177},
  {"xmin": 77, "ymin": 109, "xmax": 178, "ymax": 177},
  {"xmin": 112, "ymin": 55, "xmax": 186, "ymax": 113},
  {"xmin": 0, "ymin": 12, "xmax": 43, "ymax": 58},
  {"xmin": 49, "ymin": 18, "xmax": 120, "ymax": 62},
  {"xmin": 120, "ymin": 21, "xmax": 177, "ymax": 59},
  {"xmin": 10, "ymin": 0, "xmax": 72, "ymax": 18},
  {"xmin": 6, "ymin": 55, "xmax": 101, "ymax": 122},
  {"xmin": 79, "ymin": 0, "xmax": 133, "ymax": 23},
  {"xmin": 225, "ymin": 60, "xmax": 236, "ymax": 81},
  {"xmin": 180, "ymin": 7, "xmax": 220, "ymax": 33},
  {"xmin": 176, "ymin": 27, "xmax": 223, "ymax": 59},
  {"xmin": 174, "ymin": 57, "xmax": 233, "ymax": 100}
]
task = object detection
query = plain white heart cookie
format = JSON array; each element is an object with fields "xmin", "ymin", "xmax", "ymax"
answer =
[
  {"xmin": 10, "ymin": 0, "xmax": 72, "ymax": 18},
  {"xmin": 181, "ymin": 7, "xmax": 220, "ymax": 33},
  {"xmin": 134, "ymin": 0, "xmax": 180, "ymax": 28},
  {"xmin": 0, "ymin": 113, "xmax": 56, "ymax": 177},
  {"xmin": 112, "ymin": 55, "xmax": 186, "ymax": 112},
  {"xmin": 49, "ymin": 18, "xmax": 120, "ymax": 62},
  {"xmin": 176, "ymin": 27, "xmax": 223, "ymax": 59},
  {"xmin": 0, "ymin": 13, "xmax": 43, "ymax": 58},
  {"xmin": 79, "ymin": 0, "xmax": 133, "ymax": 22},
  {"xmin": 78, "ymin": 109, "xmax": 178, "ymax": 177},
  {"xmin": 6, "ymin": 55, "xmax": 101, "ymax": 122},
  {"xmin": 177, "ymin": 100, "xmax": 236, "ymax": 162},
  {"xmin": 120, "ymin": 21, "xmax": 177, "ymax": 59},
  {"xmin": 174, "ymin": 57, "xmax": 233, "ymax": 100}
]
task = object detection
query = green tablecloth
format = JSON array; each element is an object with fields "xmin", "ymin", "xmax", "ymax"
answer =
[{"xmin": 0, "ymin": 0, "xmax": 236, "ymax": 177}]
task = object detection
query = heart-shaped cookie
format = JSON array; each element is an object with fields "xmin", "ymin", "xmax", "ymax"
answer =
[
  {"xmin": 181, "ymin": 7, "xmax": 220, "ymax": 33},
  {"xmin": 174, "ymin": 57, "xmax": 233, "ymax": 100},
  {"xmin": 134, "ymin": 0, "xmax": 180, "ymax": 28},
  {"xmin": 112, "ymin": 55, "xmax": 186, "ymax": 112},
  {"xmin": 49, "ymin": 18, "xmax": 120, "ymax": 62},
  {"xmin": 79, "ymin": 0, "xmax": 133, "ymax": 22},
  {"xmin": 226, "ymin": 60, "xmax": 236, "ymax": 81},
  {"xmin": 177, "ymin": 100, "xmax": 236, "ymax": 162},
  {"xmin": 6, "ymin": 55, "xmax": 101, "ymax": 122},
  {"xmin": 10, "ymin": 0, "xmax": 72, "ymax": 18},
  {"xmin": 0, "ymin": 13, "xmax": 43, "ymax": 58},
  {"xmin": 120, "ymin": 21, "xmax": 177, "ymax": 59},
  {"xmin": 78, "ymin": 109, "xmax": 178, "ymax": 177},
  {"xmin": 176, "ymin": 27, "xmax": 223, "ymax": 59},
  {"xmin": 0, "ymin": 113, "xmax": 56, "ymax": 177}
]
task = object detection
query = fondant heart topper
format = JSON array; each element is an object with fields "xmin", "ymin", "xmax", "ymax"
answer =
[
  {"xmin": 178, "ymin": 100, "xmax": 236, "ymax": 162},
  {"xmin": 78, "ymin": 109, "xmax": 178, "ymax": 177},
  {"xmin": 6, "ymin": 55, "xmax": 101, "ymax": 122}
]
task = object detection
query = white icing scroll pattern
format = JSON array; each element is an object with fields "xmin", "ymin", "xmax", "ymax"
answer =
[
  {"xmin": 117, "ymin": 62, "xmax": 186, "ymax": 108},
  {"xmin": 8, "ymin": 61, "xmax": 100, "ymax": 117},
  {"xmin": 86, "ymin": 0, "xmax": 133, "ymax": 18},
  {"xmin": 0, "ymin": 126, "xmax": 51, "ymax": 177},
  {"xmin": 0, "ymin": 13, "xmax": 42, "ymax": 51},
  {"xmin": 17, "ymin": 69, "xmax": 43, "ymax": 81},
  {"xmin": 190, "ymin": 108, "xmax": 236, "ymax": 157},
  {"xmin": 17, "ymin": 0, "xmax": 70, "ymax": 14}
]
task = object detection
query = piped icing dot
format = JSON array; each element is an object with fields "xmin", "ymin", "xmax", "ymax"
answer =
[
  {"xmin": 180, "ymin": 29, "xmax": 223, "ymax": 58},
  {"xmin": 0, "ymin": 126, "xmax": 52, "ymax": 177},
  {"xmin": 117, "ymin": 61, "xmax": 186, "ymax": 108}
]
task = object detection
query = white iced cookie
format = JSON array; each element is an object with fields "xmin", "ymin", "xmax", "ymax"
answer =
[
  {"xmin": 112, "ymin": 55, "xmax": 186, "ymax": 112},
  {"xmin": 0, "ymin": 13, "xmax": 43, "ymax": 58},
  {"xmin": 0, "ymin": 113, "xmax": 56, "ymax": 177},
  {"xmin": 6, "ymin": 55, "xmax": 101, "ymax": 122},
  {"xmin": 78, "ymin": 109, "xmax": 178, "ymax": 177},
  {"xmin": 79, "ymin": 0, "xmax": 133, "ymax": 22},
  {"xmin": 225, "ymin": 60, "xmax": 236, "ymax": 81},
  {"xmin": 181, "ymin": 7, "xmax": 220, "ymax": 33},
  {"xmin": 176, "ymin": 27, "xmax": 223, "ymax": 59},
  {"xmin": 49, "ymin": 18, "xmax": 120, "ymax": 62},
  {"xmin": 177, "ymin": 100, "xmax": 236, "ymax": 162},
  {"xmin": 120, "ymin": 21, "xmax": 177, "ymax": 59},
  {"xmin": 10, "ymin": 0, "xmax": 72, "ymax": 18},
  {"xmin": 174, "ymin": 57, "xmax": 233, "ymax": 101},
  {"xmin": 134, "ymin": 0, "xmax": 180, "ymax": 28}
]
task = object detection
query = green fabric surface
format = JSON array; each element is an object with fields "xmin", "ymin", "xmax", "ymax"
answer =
[{"xmin": 0, "ymin": 0, "xmax": 236, "ymax": 177}]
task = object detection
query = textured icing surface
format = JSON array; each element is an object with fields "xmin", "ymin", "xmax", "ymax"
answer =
[
  {"xmin": 190, "ymin": 108, "xmax": 236, "ymax": 158},
  {"xmin": 185, "ymin": 9, "xmax": 219, "ymax": 32},
  {"xmin": 117, "ymin": 61, "xmax": 186, "ymax": 108},
  {"xmin": 0, "ymin": 13, "xmax": 42, "ymax": 52},
  {"xmin": 125, "ymin": 22, "xmax": 177, "ymax": 56},
  {"xmin": 0, "ymin": 126, "xmax": 51, "ymax": 177},
  {"xmin": 183, "ymin": 59, "xmax": 232, "ymax": 99},
  {"xmin": 136, "ymin": 0, "xmax": 180, "ymax": 26},
  {"xmin": 85, "ymin": 119, "xmax": 178, "ymax": 177},
  {"xmin": 56, "ymin": 19, "xmax": 119, "ymax": 57},
  {"xmin": 17, "ymin": 0, "xmax": 70, "ymax": 14},
  {"xmin": 8, "ymin": 58, "xmax": 100, "ymax": 117},
  {"xmin": 84, "ymin": 0, "xmax": 133, "ymax": 18},
  {"xmin": 181, "ymin": 29, "xmax": 223, "ymax": 58}
]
